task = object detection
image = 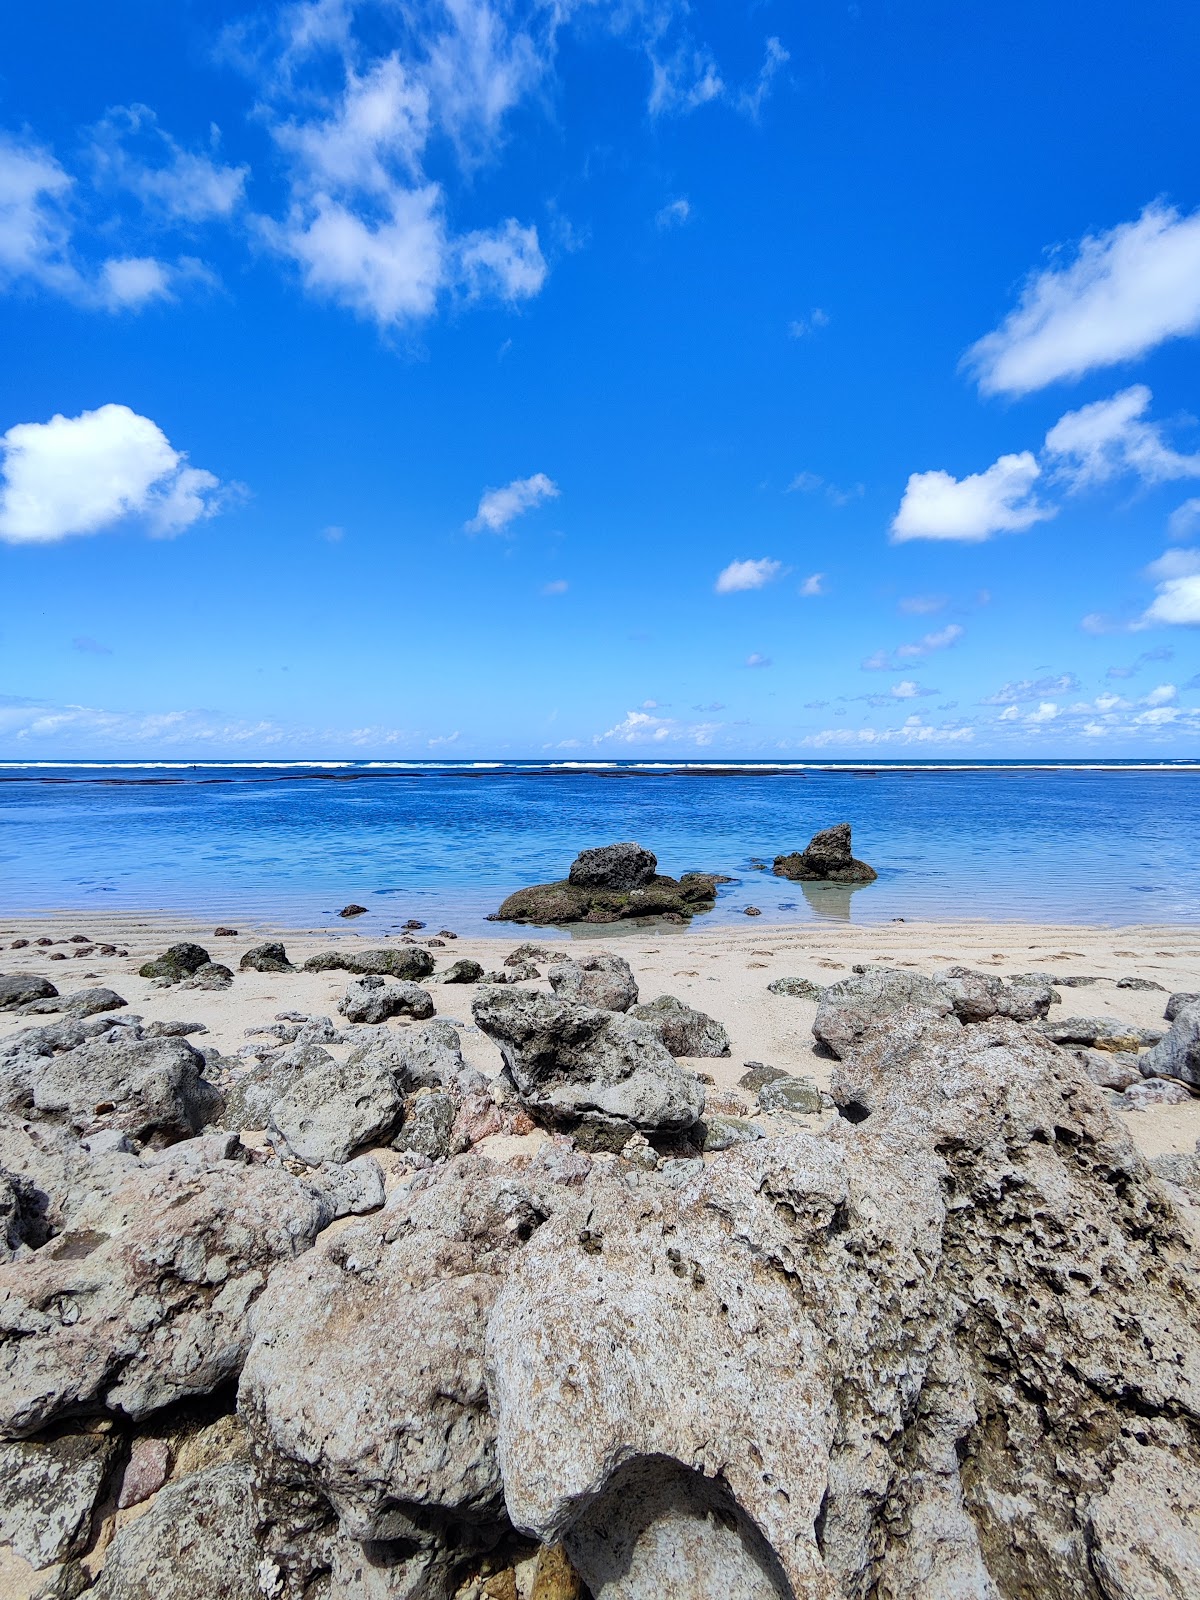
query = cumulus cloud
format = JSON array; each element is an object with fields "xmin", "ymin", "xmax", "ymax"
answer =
[
  {"xmin": 467, "ymin": 472, "xmax": 559, "ymax": 534},
  {"xmin": 1142, "ymin": 574, "xmax": 1200, "ymax": 627},
  {"xmin": 1044, "ymin": 386, "xmax": 1200, "ymax": 490},
  {"xmin": 799, "ymin": 573, "xmax": 825, "ymax": 597},
  {"xmin": 714, "ymin": 557, "xmax": 782, "ymax": 594},
  {"xmin": 0, "ymin": 403, "xmax": 225, "ymax": 544},
  {"xmin": 1168, "ymin": 499, "xmax": 1200, "ymax": 540},
  {"xmin": 457, "ymin": 219, "xmax": 546, "ymax": 302},
  {"xmin": 966, "ymin": 203, "xmax": 1200, "ymax": 396},
  {"xmin": 891, "ymin": 452, "xmax": 1052, "ymax": 542},
  {"xmin": 0, "ymin": 133, "xmax": 75, "ymax": 295}
]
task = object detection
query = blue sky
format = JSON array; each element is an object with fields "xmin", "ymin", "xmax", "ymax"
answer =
[{"xmin": 1, "ymin": 0, "xmax": 1198, "ymax": 759}]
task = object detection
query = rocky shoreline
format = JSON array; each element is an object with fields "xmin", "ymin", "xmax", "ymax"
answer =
[{"xmin": 2, "ymin": 914, "xmax": 1200, "ymax": 1597}]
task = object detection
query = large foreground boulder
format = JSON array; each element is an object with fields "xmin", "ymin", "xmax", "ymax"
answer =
[
  {"xmin": 773, "ymin": 821, "xmax": 877, "ymax": 884},
  {"xmin": 493, "ymin": 843, "xmax": 721, "ymax": 926},
  {"xmin": 0, "ymin": 1135, "xmax": 333, "ymax": 1436},
  {"xmin": 473, "ymin": 988, "xmax": 705, "ymax": 1143},
  {"xmin": 304, "ymin": 946, "xmax": 435, "ymax": 981},
  {"xmin": 269, "ymin": 1054, "xmax": 404, "ymax": 1166}
]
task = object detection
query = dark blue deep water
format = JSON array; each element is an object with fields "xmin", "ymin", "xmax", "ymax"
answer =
[{"xmin": 1, "ymin": 761, "xmax": 1198, "ymax": 933}]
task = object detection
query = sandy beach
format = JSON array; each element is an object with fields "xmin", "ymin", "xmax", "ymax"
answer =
[{"xmin": 4, "ymin": 909, "xmax": 1198, "ymax": 1164}]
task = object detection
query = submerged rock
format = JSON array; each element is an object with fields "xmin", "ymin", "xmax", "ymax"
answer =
[
  {"xmin": 493, "ymin": 843, "xmax": 722, "ymax": 927},
  {"xmin": 772, "ymin": 821, "xmax": 877, "ymax": 884}
]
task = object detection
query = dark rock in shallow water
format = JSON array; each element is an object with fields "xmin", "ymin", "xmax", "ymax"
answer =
[
  {"xmin": 0, "ymin": 974, "xmax": 58, "ymax": 1010},
  {"xmin": 239, "ymin": 941, "xmax": 293, "ymax": 973},
  {"xmin": 773, "ymin": 821, "xmax": 877, "ymax": 884},
  {"xmin": 304, "ymin": 946, "xmax": 435, "ymax": 980},
  {"xmin": 338, "ymin": 904, "xmax": 368, "ymax": 918},
  {"xmin": 138, "ymin": 942, "xmax": 211, "ymax": 982},
  {"xmin": 568, "ymin": 841, "xmax": 658, "ymax": 892}
]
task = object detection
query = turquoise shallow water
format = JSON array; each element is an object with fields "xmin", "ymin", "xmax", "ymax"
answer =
[{"xmin": 1, "ymin": 761, "xmax": 1198, "ymax": 934}]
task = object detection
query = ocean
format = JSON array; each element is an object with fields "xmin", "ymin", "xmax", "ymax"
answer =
[{"xmin": 1, "ymin": 760, "xmax": 1198, "ymax": 934}]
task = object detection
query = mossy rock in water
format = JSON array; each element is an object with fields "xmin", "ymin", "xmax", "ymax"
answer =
[
  {"xmin": 493, "ymin": 871, "xmax": 721, "ymax": 927},
  {"xmin": 773, "ymin": 822, "xmax": 876, "ymax": 885}
]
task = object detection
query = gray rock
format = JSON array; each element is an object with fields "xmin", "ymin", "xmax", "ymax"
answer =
[
  {"xmin": 20, "ymin": 988, "xmax": 126, "ymax": 1019},
  {"xmin": 738, "ymin": 1062, "xmax": 788, "ymax": 1092},
  {"xmin": 270, "ymin": 1054, "xmax": 404, "ymax": 1165},
  {"xmin": 757, "ymin": 1076, "xmax": 822, "ymax": 1115},
  {"xmin": 394, "ymin": 1090, "xmax": 457, "ymax": 1161},
  {"xmin": 568, "ymin": 842, "xmax": 658, "ymax": 891},
  {"xmin": 309, "ymin": 1155, "xmax": 387, "ymax": 1217},
  {"xmin": 473, "ymin": 988, "xmax": 705, "ymax": 1141},
  {"xmin": 508, "ymin": 943, "xmax": 552, "ymax": 963},
  {"xmin": 0, "ymin": 1137, "xmax": 333, "ymax": 1434},
  {"xmin": 1149, "ymin": 1152, "xmax": 1200, "ymax": 1193},
  {"xmin": 238, "ymin": 941, "xmax": 294, "ymax": 972},
  {"xmin": 137, "ymin": 942, "xmax": 210, "ymax": 982},
  {"xmin": 88, "ymin": 1463, "xmax": 262, "ymax": 1600},
  {"xmin": 773, "ymin": 821, "xmax": 877, "ymax": 884},
  {"xmin": 442, "ymin": 958, "xmax": 484, "ymax": 984},
  {"xmin": 1141, "ymin": 1004, "xmax": 1200, "ymax": 1087},
  {"xmin": 337, "ymin": 977, "xmax": 435, "ymax": 1025},
  {"xmin": 483, "ymin": 962, "xmax": 540, "ymax": 984},
  {"xmin": 20, "ymin": 1032, "xmax": 223, "ymax": 1146},
  {"xmin": 1123, "ymin": 1077, "xmax": 1193, "ymax": 1110},
  {"xmin": 628, "ymin": 994, "xmax": 731, "ymax": 1057},
  {"xmin": 344, "ymin": 1020, "xmax": 482, "ymax": 1096},
  {"xmin": 239, "ymin": 1160, "xmax": 559, "ymax": 1554},
  {"xmin": 1074, "ymin": 1049, "xmax": 1143, "ymax": 1091},
  {"xmin": 0, "ymin": 974, "xmax": 58, "ymax": 1010},
  {"xmin": 550, "ymin": 953, "xmax": 640, "ymax": 1012},
  {"xmin": 220, "ymin": 1044, "xmax": 327, "ymax": 1134},
  {"xmin": 699, "ymin": 1114, "xmax": 763, "ymax": 1151},
  {"xmin": 813, "ymin": 967, "xmax": 953, "ymax": 1059},
  {"xmin": 1116, "ymin": 976, "xmax": 1166, "ymax": 991},
  {"xmin": 0, "ymin": 1429, "xmax": 119, "ymax": 1567},
  {"xmin": 304, "ymin": 946, "xmax": 435, "ymax": 981},
  {"xmin": 766, "ymin": 976, "xmax": 824, "ymax": 1000},
  {"xmin": 1167, "ymin": 992, "xmax": 1200, "ymax": 1021},
  {"xmin": 179, "ymin": 962, "xmax": 233, "ymax": 991},
  {"xmin": 935, "ymin": 966, "xmax": 1054, "ymax": 1023},
  {"xmin": 0, "ymin": 1167, "xmax": 40, "ymax": 1260},
  {"xmin": 1043, "ymin": 1016, "xmax": 1164, "ymax": 1050}
]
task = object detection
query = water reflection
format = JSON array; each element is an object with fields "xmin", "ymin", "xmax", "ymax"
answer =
[{"xmin": 797, "ymin": 879, "xmax": 874, "ymax": 921}]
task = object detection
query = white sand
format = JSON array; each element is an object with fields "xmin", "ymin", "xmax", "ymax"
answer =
[{"xmin": 3, "ymin": 910, "xmax": 1198, "ymax": 1161}]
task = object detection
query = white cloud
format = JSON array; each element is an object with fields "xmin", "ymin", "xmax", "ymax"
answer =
[
  {"xmin": 1168, "ymin": 499, "xmax": 1200, "ymax": 540},
  {"xmin": 891, "ymin": 680, "xmax": 923, "ymax": 698},
  {"xmin": 899, "ymin": 594, "xmax": 947, "ymax": 615},
  {"xmin": 1142, "ymin": 575, "xmax": 1200, "ymax": 627},
  {"xmin": 891, "ymin": 452, "xmax": 1051, "ymax": 542},
  {"xmin": 0, "ymin": 134, "xmax": 77, "ymax": 296},
  {"xmin": 99, "ymin": 256, "xmax": 174, "ymax": 309},
  {"xmin": 91, "ymin": 105, "xmax": 248, "ymax": 222},
  {"xmin": 788, "ymin": 309, "xmax": 829, "ymax": 339},
  {"xmin": 802, "ymin": 717, "xmax": 974, "ymax": 747},
  {"xmin": 457, "ymin": 218, "xmax": 546, "ymax": 302},
  {"xmin": 966, "ymin": 203, "xmax": 1200, "ymax": 396},
  {"xmin": 541, "ymin": 578, "xmax": 568, "ymax": 595},
  {"xmin": 467, "ymin": 471, "xmax": 559, "ymax": 534},
  {"xmin": 745, "ymin": 652, "xmax": 772, "ymax": 668},
  {"xmin": 1027, "ymin": 701, "xmax": 1060, "ymax": 724},
  {"xmin": 273, "ymin": 55, "xmax": 429, "ymax": 195},
  {"xmin": 799, "ymin": 573, "xmax": 824, "ymax": 597},
  {"xmin": 0, "ymin": 403, "xmax": 224, "ymax": 544},
  {"xmin": 980, "ymin": 673, "xmax": 1079, "ymax": 704},
  {"xmin": 596, "ymin": 709, "xmax": 672, "ymax": 743},
  {"xmin": 738, "ymin": 37, "xmax": 789, "ymax": 119},
  {"xmin": 648, "ymin": 46, "xmax": 724, "ymax": 117},
  {"xmin": 1146, "ymin": 547, "xmax": 1200, "ymax": 582},
  {"xmin": 862, "ymin": 624, "xmax": 964, "ymax": 671},
  {"xmin": 714, "ymin": 557, "xmax": 782, "ymax": 594},
  {"xmin": 1143, "ymin": 683, "xmax": 1177, "ymax": 706},
  {"xmin": 1044, "ymin": 386, "xmax": 1200, "ymax": 490},
  {"xmin": 656, "ymin": 198, "xmax": 691, "ymax": 229}
]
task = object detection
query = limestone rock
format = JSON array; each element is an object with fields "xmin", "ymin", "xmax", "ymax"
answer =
[
  {"xmin": 700, "ymin": 1114, "xmax": 763, "ymax": 1151},
  {"xmin": 20, "ymin": 988, "xmax": 126, "ymax": 1019},
  {"xmin": 0, "ymin": 1429, "xmax": 118, "ymax": 1567},
  {"xmin": 567, "ymin": 842, "xmax": 657, "ymax": 891},
  {"xmin": 813, "ymin": 967, "xmax": 952, "ymax": 1059},
  {"xmin": 0, "ymin": 1137, "xmax": 333, "ymax": 1435},
  {"xmin": 549, "ymin": 953, "xmax": 639, "ymax": 1012},
  {"xmin": 239, "ymin": 941, "xmax": 294, "ymax": 972},
  {"xmin": 394, "ymin": 1090, "xmax": 456, "ymax": 1162},
  {"xmin": 773, "ymin": 821, "xmax": 877, "ymax": 884},
  {"xmin": 1074, "ymin": 1048, "xmax": 1143, "ymax": 1091},
  {"xmin": 270, "ymin": 1055, "xmax": 403, "ymax": 1166},
  {"xmin": 304, "ymin": 947, "xmax": 435, "ymax": 981},
  {"xmin": 1124, "ymin": 1077, "xmax": 1192, "ymax": 1110},
  {"xmin": 627, "ymin": 994, "xmax": 730, "ymax": 1058},
  {"xmin": 338, "ymin": 977, "xmax": 435, "ymax": 1025},
  {"xmin": 766, "ymin": 976, "xmax": 823, "ymax": 1000},
  {"xmin": 1166, "ymin": 992, "xmax": 1200, "ymax": 1022},
  {"xmin": 935, "ymin": 966, "xmax": 1054, "ymax": 1023},
  {"xmin": 473, "ymin": 988, "xmax": 705, "ymax": 1142},
  {"xmin": 137, "ymin": 942, "xmax": 210, "ymax": 982},
  {"xmin": 0, "ymin": 974, "xmax": 58, "ymax": 1010},
  {"xmin": 757, "ymin": 1076, "xmax": 822, "ymax": 1115},
  {"xmin": 442, "ymin": 959, "xmax": 485, "ymax": 984},
  {"xmin": 1143, "ymin": 1003, "xmax": 1200, "ymax": 1087}
]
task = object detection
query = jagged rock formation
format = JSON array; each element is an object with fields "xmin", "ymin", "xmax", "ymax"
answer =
[
  {"xmin": 548, "ymin": 953, "xmax": 640, "ymax": 1012},
  {"xmin": 628, "ymin": 993, "xmax": 731, "ymax": 1057},
  {"xmin": 773, "ymin": 822, "xmax": 877, "ymax": 884},
  {"xmin": 492, "ymin": 843, "xmax": 723, "ymax": 926}
]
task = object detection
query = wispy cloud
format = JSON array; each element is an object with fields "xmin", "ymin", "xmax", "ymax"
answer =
[
  {"xmin": 786, "ymin": 470, "xmax": 862, "ymax": 505},
  {"xmin": 745, "ymin": 652, "xmax": 772, "ymax": 668},
  {"xmin": 980, "ymin": 673, "xmax": 1080, "ymax": 705},
  {"xmin": 655, "ymin": 197, "xmax": 691, "ymax": 229},
  {"xmin": 714, "ymin": 556, "xmax": 782, "ymax": 594},
  {"xmin": 799, "ymin": 573, "xmax": 825, "ymax": 597},
  {"xmin": 467, "ymin": 472, "xmax": 559, "ymax": 534},
  {"xmin": 966, "ymin": 203, "xmax": 1200, "ymax": 395},
  {"xmin": 541, "ymin": 578, "xmax": 568, "ymax": 595},
  {"xmin": 788, "ymin": 309, "xmax": 829, "ymax": 339},
  {"xmin": 862, "ymin": 624, "xmax": 964, "ymax": 671},
  {"xmin": 1044, "ymin": 386, "xmax": 1200, "ymax": 490}
]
